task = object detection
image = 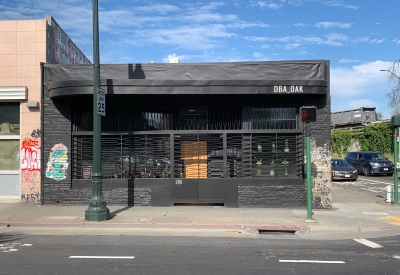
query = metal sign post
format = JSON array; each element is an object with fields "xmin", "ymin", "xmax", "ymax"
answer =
[
  {"xmin": 85, "ymin": 0, "xmax": 109, "ymax": 221},
  {"xmin": 301, "ymin": 107, "xmax": 317, "ymax": 222}
]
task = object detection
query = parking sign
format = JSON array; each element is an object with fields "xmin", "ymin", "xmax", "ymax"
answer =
[{"xmin": 97, "ymin": 88, "xmax": 106, "ymax": 116}]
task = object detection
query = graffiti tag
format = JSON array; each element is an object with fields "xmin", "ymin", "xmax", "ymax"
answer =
[
  {"xmin": 21, "ymin": 138, "xmax": 41, "ymax": 171},
  {"xmin": 45, "ymin": 143, "xmax": 69, "ymax": 181}
]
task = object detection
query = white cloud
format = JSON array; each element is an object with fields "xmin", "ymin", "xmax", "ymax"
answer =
[
  {"xmin": 330, "ymin": 61, "xmax": 394, "ymax": 119},
  {"xmin": 325, "ymin": 2, "xmax": 359, "ymax": 10},
  {"xmin": 251, "ymin": 1, "xmax": 283, "ymax": 9},
  {"xmin": 133, "ymin": 24, "xmax": 236, "ymax": 50},
  {"xmin": 253, "ymin": 52, "xmax": 263, "ymax": 58},
  {"xmin": 370, "ymin": 38, "xmax": 385, "ymax": 44},
  {"xmin": 293, "ymin": 23, "xmax": 306, "ymax": 27},
  {"xmin": 162, "ymin": 53, "xmax": 189, "ymax": 63},
  {"xmin": 135, "ymin": 4, "xmax": 181, "ymax": 14},
  {"xmin": 339, "ymin": 58, "xmax": 361, "ymax": 63},
  {"xmin": 315, "ymin": 22, "xmax": 352, "ymax": 29}
]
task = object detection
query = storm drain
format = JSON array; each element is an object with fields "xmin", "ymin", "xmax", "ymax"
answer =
[{"xmin": 257, "ymin": 229, "xmax": 296, "ymax": 235}]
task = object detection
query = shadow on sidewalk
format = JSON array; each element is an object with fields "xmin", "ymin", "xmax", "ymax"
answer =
[{"xmin": 109, "ymin": 205, "xmax": 134, "ymax": 219}]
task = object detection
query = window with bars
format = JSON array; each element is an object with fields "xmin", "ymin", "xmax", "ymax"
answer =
[
  {"xmin": 72, "ymin": 134, "xmax": 170, "ymax": 179},
  {"xmin": 72, "ymin": 106, "xmax": 297, "ymax": 131},
  {"xmin": 72, "ymin": 133, "xmax": 302, "ymax": 179}
]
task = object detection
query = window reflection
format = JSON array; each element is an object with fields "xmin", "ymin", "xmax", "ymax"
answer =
[
  {"xmin": 0, "ymin": 140, "xmax": 20, "ymax": 170},
  {"xmin": 0, "ymin": 103, "xmax": 20, "ymax": 135}
]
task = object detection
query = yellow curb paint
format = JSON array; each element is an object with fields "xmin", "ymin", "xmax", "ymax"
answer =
[
  {"xmin": 226, "ymin": 230, "xmax": 242, "ymax": 233},
  {"xmin": 377, "ymin": 216, "xmax": 400, "ymax": 222},
  {"xmin": 377, "ymin": 216, "xmax": 400, "ymax": 226}
]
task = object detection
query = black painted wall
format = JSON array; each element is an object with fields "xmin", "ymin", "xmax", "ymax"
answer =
[{"xmin": 238, "ymin": 185, "xmax": 306, "ymax": 207}]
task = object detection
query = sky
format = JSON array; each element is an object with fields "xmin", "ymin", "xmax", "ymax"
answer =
[{"xmin": 1, "ymin": 0, "xmax": 400, "ymax": 120}]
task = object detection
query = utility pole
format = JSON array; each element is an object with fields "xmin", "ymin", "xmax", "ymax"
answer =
[
  {"xmin": 381, "ymin": 69, "xmax": 400, "ymax": 204},
  {"xmin": 85, "ymin": 0, "xmax": 109, "ymax": 221}
]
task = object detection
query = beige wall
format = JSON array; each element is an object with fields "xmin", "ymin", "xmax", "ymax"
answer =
[{"xmin": 0, "ymin": 19, "xmax": 46, "ymax": 202}]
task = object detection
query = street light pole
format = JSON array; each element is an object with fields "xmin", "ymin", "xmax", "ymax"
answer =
[
  {"xmin": 85, "ymin": 0, "xmax": 109, "ymax": 221},
  {"xmin": 381, "ymin": 69, "xmax": 400, "ymax": 204}
]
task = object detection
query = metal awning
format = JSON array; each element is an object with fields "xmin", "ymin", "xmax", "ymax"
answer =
[{"xmin": 0, "ymin": 86, "xmax": 27, "ymax": 101}]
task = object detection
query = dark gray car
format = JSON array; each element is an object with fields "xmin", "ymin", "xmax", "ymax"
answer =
[
  {"xmin": 344, "ymin": 151, "xmax": 394, "ymax": 176},
  {"xmin": 331, "ymin": 158, "xmax": 358, "ymax": 181}
]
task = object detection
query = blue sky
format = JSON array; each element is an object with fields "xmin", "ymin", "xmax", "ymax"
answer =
[{"xmin": 1, "ymin": 0, "xmax": 400, "ymax": 119}]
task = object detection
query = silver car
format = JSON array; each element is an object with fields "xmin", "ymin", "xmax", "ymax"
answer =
[{"xmin": 331, "ymin": 158, "xmax": 358, "ymax": 181}]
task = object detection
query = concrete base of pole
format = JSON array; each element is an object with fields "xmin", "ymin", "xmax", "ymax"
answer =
[
  {"xmin": 85, "ymin": 207, "xmax": 110, "ymax": 221},
  {"xmin": 305, "ymin": 218, "xmax": 317, "ymax": 223}
]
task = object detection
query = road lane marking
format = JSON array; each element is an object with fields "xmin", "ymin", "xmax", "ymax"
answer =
[
  {"xmin": 360, "ymin": 179, "xmax": 392, "ymax": 184},
  {"xmin": 354, "ymin": 239, "xmax": 383, "ymax": 248},
  {"xmin": 69, "ymin": 256, "xmax": 135, "ymax": 259},
  {"xmin": 279, "ymin": 260, "xmax": 345, "ymax": 264}
]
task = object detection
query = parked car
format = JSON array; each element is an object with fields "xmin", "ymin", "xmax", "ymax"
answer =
[
  {"xmin": 331, "ymin": 158, "xmax": 358, "ymax": 181},
  {"xmin": 344, "ymin": 151, "xmax": 394, "ymax": 176}
]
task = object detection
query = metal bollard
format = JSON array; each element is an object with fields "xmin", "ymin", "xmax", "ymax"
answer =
[{"xmin": 386, "ymin": 185, "xmax": 393, "ymax": 203}]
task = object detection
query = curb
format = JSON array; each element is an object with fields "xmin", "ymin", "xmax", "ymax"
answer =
[{"xmin": 0, "ymin": 221, "xmax": 309, "ymax": 232}]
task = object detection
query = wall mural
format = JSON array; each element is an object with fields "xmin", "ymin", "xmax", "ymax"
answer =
[
  {"xmin": 20, "ymin": 135, "xmax": 41, "ymax": 203},
  {"xmin": 310, "ymin": 138, "xmax": 332, "ymax": 209},
  {"xmin": 45, "ymin": 143, "xmax": 69, "ymax": 181}
]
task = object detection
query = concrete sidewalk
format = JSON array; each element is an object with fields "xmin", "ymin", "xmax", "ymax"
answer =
[{"xmin": 1, "ymin": 186, "xmax": 400, "ymax": 239}]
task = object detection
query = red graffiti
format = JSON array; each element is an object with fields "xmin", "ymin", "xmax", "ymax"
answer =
[
  {"xmin": 22, "ymin": 139, "xmax": 39, "ymax": 148},
  {"xmin": 21, "ymin": 138, "xmax": 41, "ymax": 171},
  {"xmin": 21, "ymin": 170, "xmax": 40, "ymax": 184}
]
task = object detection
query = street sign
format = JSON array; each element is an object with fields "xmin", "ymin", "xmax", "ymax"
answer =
[{"xmin": 96, "ymin": 88, "xmax": 106, "ymax": 116}]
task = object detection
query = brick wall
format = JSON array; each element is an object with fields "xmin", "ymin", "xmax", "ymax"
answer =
[{"xmin": 238, "ymin": 185, "xmax": 306, "ymax": 207}]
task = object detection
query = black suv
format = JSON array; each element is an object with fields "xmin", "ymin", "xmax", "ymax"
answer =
[{"xmin": 344, "ymin": 151, "xmax": 394, "ymax": 176}]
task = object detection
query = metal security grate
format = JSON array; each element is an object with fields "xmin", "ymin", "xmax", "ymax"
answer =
[
  {"xmin": 208, "ymin": 106, "xmax": 242, "ymax": 130},
  {"xmin": 251, "ymin": 133, "xmax": 303, "ymax": 178},
  {"xmin": 72, "ymin": 134, "xmax": 170, "ymax": 179},
  {"xmin": 72, "ymin": 132, "xmax": 302, "ymax": 179},
  {"xmin": 72, "ymin": 106, "xmax": 297, "ymax": 132},
  {"xmin": 131, "ymin": 135, "xmax": 171, "ymax": 178},
  {"xmin": 243, "ymin": 107, "xmax": 297, "ymax": 129},
  {"xmin": 226, "ymin": 134, "xmax": 252, "ymax": 178}
]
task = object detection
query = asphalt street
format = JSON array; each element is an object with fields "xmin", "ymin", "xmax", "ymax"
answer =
[{"xmin": 1, "ymin": 234, "xmax": 399, "ymax": 275}]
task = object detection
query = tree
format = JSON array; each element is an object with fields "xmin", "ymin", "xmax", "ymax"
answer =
[
  {"xmin": 375, "ymin": 111, "xmax": 383, "ymax": 121},
  {"xmin": 384, "ymin": 60, "xmax": 400, "ymax": 116}
]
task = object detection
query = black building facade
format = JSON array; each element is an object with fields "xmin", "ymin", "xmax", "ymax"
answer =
[{"xmin": 41, "ymin": 60, "xmax": 331, "ymax": 207}]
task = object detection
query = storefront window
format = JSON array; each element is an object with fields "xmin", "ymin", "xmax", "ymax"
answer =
[
  {"xmin": 0, "ymin": 102, "xmax": 20, "ymax": 134},
  {"xmin": 243, "ymin": 107, "xmax": 297, "ymax": 129},
  {"xmin": 0, "ymin": 103, "xmax": 20, "ymax": 170}
]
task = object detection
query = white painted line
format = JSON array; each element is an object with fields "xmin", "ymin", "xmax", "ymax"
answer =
[
  {"xmin": 360, "ymin": 179, "xmax": 391, "ymax": 184},
  {"xmin": 279, "ymin": 260, "xmax": 345, "ymax": 264},
  {"xmin": 21, "ymin": 244, "xmax": 33, "ymax": 247},
  {"xmin": 69, "ymin": 256, "xmax": 135, "ymax": 259},
  {"xmin": 393, "ymin": 255, "xmax": 400, "ymax": 259},
  {"xmin": 361, "ymin": 212, "xmax": 390, "ymax": 216},
  {"xmin": 354, "ymin": 239, "xmax": 383, "ymax": 248}
]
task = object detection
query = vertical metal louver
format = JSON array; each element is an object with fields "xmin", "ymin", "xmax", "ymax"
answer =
[
  {"xmin": 226, "ymin": 133, "xmax": 252, "ymax": 178},
  {"xmin": 72, "ymin": 134, "xmax": 170, "ymax": 179}
]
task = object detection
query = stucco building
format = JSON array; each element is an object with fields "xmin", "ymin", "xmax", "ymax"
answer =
[{"xmin": 0, "ymin": 16, "xmax": 90, "ymax": 203}]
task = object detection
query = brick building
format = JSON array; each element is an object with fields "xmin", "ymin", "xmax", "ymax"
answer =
[{"xmin": 41, "ymin": 60, "xmax": 332, "ymax": 208}]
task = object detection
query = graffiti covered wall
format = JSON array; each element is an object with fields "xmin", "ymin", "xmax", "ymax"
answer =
[
  {"xmin": 311, "ymin": 138, "xmax": 332, "ymax": 209},
  {"xmin": 20, "ymin": 130, "xmax": 41, "ymax": 203}
]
